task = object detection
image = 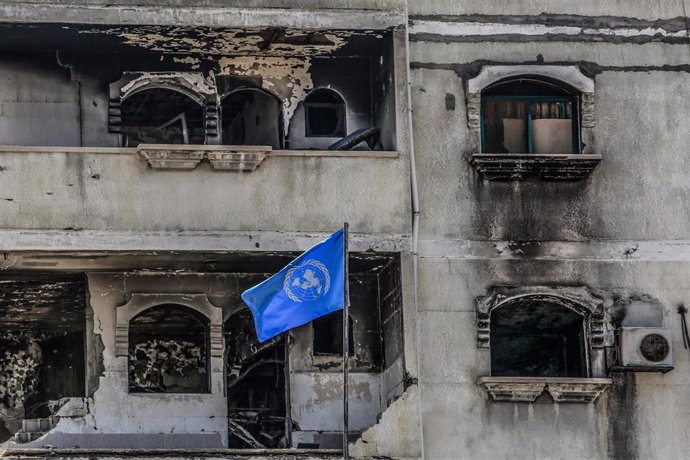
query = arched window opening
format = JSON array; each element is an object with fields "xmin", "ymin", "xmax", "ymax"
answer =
[
  {"xmin": 482, "ymin": 77, "xmax": 579, "ymax": 154},
  {"xmin": 304, "ymin": 89, "xmax": 346, "ymax": 138},
  {"xmin": 221, "ymin": 89, "xmax": 282, "ymax": 149},
  {"xmin": 120, "ymin": 88, "xmax": 205, "ymax": 147},
  {"xmin": 313, "ymin": 310, "xmax": 354, "ymax": 357},
  {"xmin": 128, "ymin": 304, "xmax": 209, "ymax": 393},
  {"xmin": 225, "ymin": 310, "xmax": 288, "ymax": 448},
  {"xmin": 490, "ymin": 299, "xmax": 587, "ymax": 377}
]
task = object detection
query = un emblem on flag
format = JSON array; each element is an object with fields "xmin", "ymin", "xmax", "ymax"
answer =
[{"xmin": 283, "ymin": 259, "xmax": 331, "ymax": 302}]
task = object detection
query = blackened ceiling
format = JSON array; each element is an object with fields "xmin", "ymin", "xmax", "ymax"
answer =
[{"xmin": 0, "ymin": 274, "xmax": 86, "ymax": 331}]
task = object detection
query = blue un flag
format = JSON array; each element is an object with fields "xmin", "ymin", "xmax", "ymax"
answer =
[{"xmin": 241, "ymin": 229, "xmax": 345, "ymax": 342}]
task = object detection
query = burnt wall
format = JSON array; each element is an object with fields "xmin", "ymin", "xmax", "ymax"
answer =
[
  {"xmin": 410, "ymin": 3, "xmax": 690, "ymax": 460},
  {"xmin": 0, "ymin": 54, "xmax": 80, "ymax": 146}
]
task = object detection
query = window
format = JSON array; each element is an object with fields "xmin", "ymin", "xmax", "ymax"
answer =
[
  {"xmin": 128, "ymin": 304, "xmax": 209, "ymax": 393},
  {"xmin": 313, "ymin": 311, "xmax": 354, "ymax": 357},
  {"xmin": 491, "ymin": 299, "xmax": 587, "ymax": 377},
  {"xmin": 120, "ymin": 88, "xmax": 205, "ymax": 147},
  {"xmin": 221, "ymin": 88, "xmax": 282, "ymax": 149},
  {"xmin": 481, "ymin": 77, "xmax": 579, "ymax": 154},
  {"xmin": 304, "ymin": 89, "xmax": 346, "ymax": 137},
  {"xmin": 467, "ymin": 66, "xmax": 600, "ymax": 180},
  {"xmin": 476, "ymin": 287, "xmax": 612, "ymax": 403}
]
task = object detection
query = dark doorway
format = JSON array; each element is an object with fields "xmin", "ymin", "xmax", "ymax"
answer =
[
  {"xmin": 221, "ymin": 88, "xmax": 282, "ymax": 148},
  {"xmin": 225, "ymin": 309, "xmax": 288, "ymax": 449}
]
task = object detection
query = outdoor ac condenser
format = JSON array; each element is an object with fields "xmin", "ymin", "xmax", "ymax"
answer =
[{"xmin": 617, "ymin": 327, "xmax": 673, "ymax": 373}]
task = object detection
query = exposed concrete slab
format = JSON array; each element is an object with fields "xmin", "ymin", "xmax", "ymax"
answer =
[{"xmin": 0, "ymin": 3, "xmax": 405, "ymax": 29}]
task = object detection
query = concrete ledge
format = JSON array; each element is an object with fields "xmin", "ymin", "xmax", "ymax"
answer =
[
  {"xmin": 478, "ymin": 377, "xmax": 612, "ymax": 403},
  {"xmin": 470, "ymin": 153, "xmax": 602, "ymax": 181},
  {"xmin": 0, "ymin": 447, "xmax": 342, "ymax": 458},
  {"xmin": 0, "ymin": 3, "xmax": 405, "ymax": 29},
  {"xmin": 0, "ymin": 230, "xmax": 410, "ymax": 254},
  {"xmin": 0, "ymin": 145, "xmax": 398, "ymax": 159},
  {"xmin": 138, "ymin": 144, "xmax": 271, "ymax": 171}
]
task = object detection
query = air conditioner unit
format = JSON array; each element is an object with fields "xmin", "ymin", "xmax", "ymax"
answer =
[{"xmin": 617, "ymin": 327, "xmax": 673, "ymax": 373}]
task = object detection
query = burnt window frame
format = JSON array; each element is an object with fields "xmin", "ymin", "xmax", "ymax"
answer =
[
  {"xmin": 489, "ymin": 301, "xmax": 590, "ymax": 378},
  {"xmin": 304, "ymin": 88, "xmax": 347, "ymax": 138},
  {"xmin": 127, "ymin": 304, "xmax": 212, "ymax": 394},
  {"xmin": 480, "ymin": 77, "xmax": 582, "ymax": 155},
  {"xmin": 108, "ymin": 72, "xmax": 219, "ymax": 147},
  {"xmin": 119, "ymin": 87, "xmax": 207, "ymax": 147},
  {"xmin": 476, "ymin": 287, "xmax": 607, "ymax": 376}
]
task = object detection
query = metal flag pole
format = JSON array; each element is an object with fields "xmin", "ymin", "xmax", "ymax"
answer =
[{"xmin": 342, "ymin": 222, "xmax": 350, "ymax": 459}]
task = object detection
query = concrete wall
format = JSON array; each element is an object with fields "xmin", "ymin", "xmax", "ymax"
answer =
[
  {"xmin": 409, "ymin": 2, "xmax": 690, "ymax": 459},
  {"xmin": 415, "ymin": 256, "xmax": 690, "ymax": 459}
]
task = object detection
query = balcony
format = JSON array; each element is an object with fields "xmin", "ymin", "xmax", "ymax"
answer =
[{"xmin": 0, "ymin": 145, "xmax": 407, "ymax": 235}]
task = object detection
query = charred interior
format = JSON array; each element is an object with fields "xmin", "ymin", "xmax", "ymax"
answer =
[
  {"xmin": 491, "ymin": 300, "xmax": 588, "ymax": 378},
  {"xmin": 221, "ymin": 88, "xmax": 283, "ymax": 148},
  {"xmin": 0, "ymin": 251, "xmax": 404, "ymax": 449},
  {"xmin": 128, "ymin": 305, "xmax": 210, "ymax": 394},
  {"xmin": 0, "ymin": 275, "xmax": 86, "ymax": 443},
  {"xmin": 0, "ymin": 23, "xmax": 397, "ymax": 151},
  {"xmin": 120, "ymin": 88, "xmax": 206, "ymax": 147}
]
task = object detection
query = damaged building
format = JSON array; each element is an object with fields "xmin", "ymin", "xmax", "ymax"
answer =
[
  {"xmin": 0, "ymin": 0, "xmax": 413, "ymax": 458},
  {"xmin": 1, "ymin": 1, "xmax": 690, "ymax": 459}
]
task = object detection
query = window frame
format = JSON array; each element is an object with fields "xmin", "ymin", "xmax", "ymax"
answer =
[
  {"xmin": 489, "ymin": 301, "xmax": 590, "ymax": 378},
  {"xmin": 127, "ymin": 304, "xmax": 212, "ymax": 394},
  {"xmin": 114, "ymin": 293, "xmax": 225, "ymax": 397},
  {"xmin": 475, "ymin": 287, "xmax": 612, "ymax": 403},
  {"xmin": 480, "ymin": 93, "xmax": 581, "ymax": 155},
  {"xmin": 303, "ymin": 88, "xmax": 347, "ymax": 138}
]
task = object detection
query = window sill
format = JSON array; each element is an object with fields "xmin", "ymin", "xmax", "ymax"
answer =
[
  {"xmin": 477, "ymin": 376, "xmax": 612, "ymax": 403},
  {"xmin": 138, "ymin": 144, "xmax": 271, "ymax": 171},
  {"xmin": 470, "ymin": 153, "xmax": 602, "ymax": 181},
  {"xmin": 134, "ymin": 145, "xmax": 399, "ymax": 170}
]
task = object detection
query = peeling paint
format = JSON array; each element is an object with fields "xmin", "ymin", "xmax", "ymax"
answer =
[
  {"xmin": 79, "ymin": 26, "xmax": 353, "ymax": 57},
  {"xmin": 172, "ymin": 56, "xmax": 201, "ymax": 69}
]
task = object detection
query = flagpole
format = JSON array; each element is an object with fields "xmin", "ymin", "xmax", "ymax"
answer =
[{"xmin": 342, "ymin": 222, "xmax": 350, "ymax": 459}]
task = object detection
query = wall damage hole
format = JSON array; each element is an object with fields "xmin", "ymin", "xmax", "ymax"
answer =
[
  {"xmin": 128, "ymin": 304, "xmax": 209, "ymax": 393},
  {"xmin": 221, "ymin": 88, "xmax": 282, "ymax": 149},
  {"xmin": 304, "ymin": 89, "xmax": 346, "ymax": 138},
  {"xmin": 120, "ymin": 88, "xmax": 204, "ymax": 147},
  {"xmin": 491, "ymin": 300, "xmax": 587, "ymax": 377},
  {"xmin": 225, "ymin": 310, "xmax": 289, "ymax": 449}
]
